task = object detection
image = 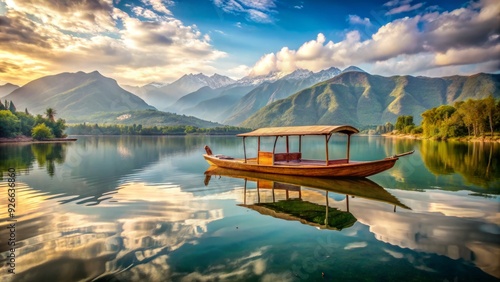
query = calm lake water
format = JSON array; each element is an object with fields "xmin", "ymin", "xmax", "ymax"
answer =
[{"xmin": 0, "ymin": 135, "xmax": 499, "ymax": 282}]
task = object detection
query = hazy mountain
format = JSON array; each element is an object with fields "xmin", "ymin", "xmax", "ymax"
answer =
[
  {"xmin": 222, "ymin": 67, "xmax": 343, "ymax": 125},
  {"xmin": 240, "ymin": 72, "xmax": 500, "ymax": 128},
  {"xmin": 179, "ymin": 85, "xmax": 257, "ymax": 122},
  {"xmin": 127, "ymin": 73, "xmax": 235, "ymax": 110},
  {"xmin": 4, "ymin": 71, "xmax": 155, "ymax": 118},
  {"xmin": 0, "ymin": 83, "xmax": 20, "ymax": 98}
]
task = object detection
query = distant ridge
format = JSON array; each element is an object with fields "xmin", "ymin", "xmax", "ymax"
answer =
[
  {"xmin": 240, "ymin": 72, "xmax": 500, "ymax": 128},
  {"xmin": 4, "ymin": 71, "xmax": 155, "ymax": 118},
  {"xmin": 124, "ymin": 73, "xmax": 235, "ymax": 110},
  {"xmin": 0, "ymin": 83, "xmax": 20, "ymax": 98}
]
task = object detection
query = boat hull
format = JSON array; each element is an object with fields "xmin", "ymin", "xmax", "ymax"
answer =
[{"xmin": 203, "ymin": 154, "xmax": 398, "ymax": 177}]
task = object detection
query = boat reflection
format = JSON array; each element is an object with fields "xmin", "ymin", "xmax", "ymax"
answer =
[{"xmin": 204, "ymin": 166, "xmax": 410, "ymax": 231}]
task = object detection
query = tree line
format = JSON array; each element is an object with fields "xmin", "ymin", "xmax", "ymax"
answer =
[
  {"xmin": 66, "ymin": 123, "xmax": 251, "ymax": 135},
  {"xmin": 375, "ymin": 96, "xmax": 500, "ymax": 139},
  {"xmin": 0, "ymin": 100, "xmax": 66, "ymax": 140},
  {"xmin": 421, "ymin": 96, "xmax": 499, "ymax": 139}
]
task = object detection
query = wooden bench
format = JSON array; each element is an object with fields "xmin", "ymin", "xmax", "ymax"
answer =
[
  {"xmin": 274, "ymin": 152, "xmax": 302, "ymax": 162},
  {"xmin": 258, "ymin": 151, "xmax": 302, "ymax": 164}
]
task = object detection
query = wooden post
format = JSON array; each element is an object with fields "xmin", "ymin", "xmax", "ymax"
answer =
[
  {"xmin": 299, "ymin": 135, "xmax": 302, "ymax": 153},
  {"xmin": 243, "ymin": 137, "xmax": 247, "ymax": 163},
  {"xmin": 272, "ymin": 136, "xmax": 279, "ymax": 165},
  {"xmin": 272, "ymin": 136, "xmax": 279, "ymax": 154},
  {"xmin": 257, "ymin": 136, "xmax": 260, "ymax": 164},
  {"xmin": 325, "ymin": 135, "xmax": 329, "ymax": 166},
  {"xmin": 347, "ymin": 134, "xmax": 351, "ymax": 163},
  {"xmin": 325, "ymin": 191, "xmax": 329, "ymax": 226},
  {"xmin": 257, "ymin": 184, "xmax": 260, "ymax": 203},
  {"xmin": 272, "ymin": 183, "xmax": 275, "ymax": 203},
  {"xmin": 346, "ymin": 195, "xmax": 349, "ymax": 212},
  {"xmin": 244, "ymin": 179, "xmax": 247, "ymax": 205},
  {"xmin": 286, "ymin": 136, "xmax": 289, "ymax": 162}
]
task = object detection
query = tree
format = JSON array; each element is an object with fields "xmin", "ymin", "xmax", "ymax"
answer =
[
  {"xmin": 8, "ymin": 100, "xmax": 16, "ymax": 113},
  {"xmin": 483, "ymin": 95, "xmax": 496, "ymax": 137},
  {"xmin": 0, "ymin": 100, "xmax": 5, "ymax": 110},
  {"xmin": 0, "ymin": 110, "xmax": 20, "ymax": 137},
  {"xmin": 395, "ymin": 115, "xmax": 414, "ymax": 133},
  {"xmin": 45, "ymin": 108, "xmax": 57, "ymax": 122},
  {"xmin": 51, "ymin": 118, "xmax": 67, "ymax": 138},
  {"xmin": 15, "ymin": 112, "xmax": 36, "ymax": 136},
  {"xmin": 32, "ymin": 123, "xmax": 54, "ymax": 140}
]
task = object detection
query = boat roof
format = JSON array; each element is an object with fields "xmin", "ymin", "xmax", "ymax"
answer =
[{"xmin": 237, "ymin": 125, "xmax": 359, "ymax": 137}]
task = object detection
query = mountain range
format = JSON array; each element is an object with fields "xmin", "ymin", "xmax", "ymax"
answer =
[
  {"xmin": 240, "ymin": 71, "xmax": 500, "ymax": 128},
  {"xmin": 168, "ymin": 67, "xmax": 352, "ymax": 124},
  {"xmin": 122, "ymin": 73, "xmax": 235, "ymax": 110},
  {"xmin": 2, "ymin": 68, "xmax": 498, "ymax": 130}
]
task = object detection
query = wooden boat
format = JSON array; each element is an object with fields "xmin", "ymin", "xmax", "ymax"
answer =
[
  {"xmin": 203, "ymin": 125, "xmax": 414, "ymax": 177},
  {"xmin": 204, "ymin": 167, "xmax": 410, "ymax": 230}
]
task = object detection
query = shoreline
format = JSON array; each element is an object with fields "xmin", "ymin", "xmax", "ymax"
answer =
[
  {"xmin": 0, "ymin": 136, "xmax": 77, "ymax": 144},
  {"xmin": 381, "ymin": 133, "xmax": 500, "ymax": 142}
]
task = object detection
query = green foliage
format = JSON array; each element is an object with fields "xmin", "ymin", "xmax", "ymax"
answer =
[
  {"xmin": 8, "ymin": 100, "xmax": 16, "ymax": 113},
  {"xmin": 0, "ymin": 106, "xmax": 66, "ymax": 139},
  {"xmin": 0, "ymin": 110, "xmax": 20, "ymax": 137},
  {"xmin": 411, "ymin": 126, "xmax": 423, "ymax": 134},
  {"xmin": 15, "ymin": 112, "xmax": 36, "ymax": 136},
  {"xmin": 0, "ymin": 100, "xmax": 5, "ymax": 110},
  {"xmin": 422, "ymin": 97, "xmax": 498, "ymax": 139},
  {"xmin": 45, "ymin": 108, "xmax": 56, "ymax": 122},
  {"xmin": 395, "ymin": 115, "xmax": 415, "ymax": 132},
  {"xmin": 32, "ymin": 123, "xmax": 54, "ymax": 140}
]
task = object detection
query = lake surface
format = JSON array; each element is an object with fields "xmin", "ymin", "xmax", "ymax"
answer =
[{"xmin": 0, "ymin": 135, "xmax": 499, "ymax": 282}]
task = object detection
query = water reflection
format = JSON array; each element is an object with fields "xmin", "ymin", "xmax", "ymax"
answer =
[
  {"xmin": 418, "ymin": 140, "xmax": 500, "ymax": 189},
  {"xmin": 0, "ymin": 182, "xmax": 223, "ymax": 281},
  {"xmin": 204, "ymin": 167, "xmax": 411, "ymax": 231},
  {"xmin": 0, "ymin": 136, "xmax": 499, "ymax": 281}
]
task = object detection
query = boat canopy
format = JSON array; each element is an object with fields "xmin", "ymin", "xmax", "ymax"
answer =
[{"xmin": 237, "ymin": 125, "xmax": 359, "ymax": 137}]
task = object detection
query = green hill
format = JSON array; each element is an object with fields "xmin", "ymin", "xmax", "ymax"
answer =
[
  {"xmin": 241, "ymin": 72, "xmax": 500, "ymax": 128},
  {"xmin": 68, "ymin": 109, "xmax": 221, "ymax": 127},
  {"xmin": 4, "ymin": 71, "xmax": 155, "ymax": 119}
]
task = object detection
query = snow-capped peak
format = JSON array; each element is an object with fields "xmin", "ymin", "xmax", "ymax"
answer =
[{"xmin": 282, "ymin": 69, "xmax": 314, "ymax": 80}]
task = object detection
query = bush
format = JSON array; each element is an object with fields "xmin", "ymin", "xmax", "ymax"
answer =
[
  {"xmin": 411, "ymin": 126, "xmax": 423, "ymax": 134},
  {"xmin": 32, "ymin": 123, "xmax": 54, "ymax": 140},
  {"xmin": 0, "ymin": 110, "xmax": 20, "ymax": 137}
]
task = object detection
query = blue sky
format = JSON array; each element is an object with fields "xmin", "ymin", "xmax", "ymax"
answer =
[{"xmin": 0, "ymin": 0, "xmax": 498, "ymax": 86}]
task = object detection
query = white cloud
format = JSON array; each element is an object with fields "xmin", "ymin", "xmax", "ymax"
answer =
[
  {"xmin": 0, "ymin": 0, "xmax": 226, "ymax": 85},
  {"xmin": 4, "ymin": 0, "xmax": 116, "ymax": 32},
  {"xmin": 141, "ymin": 0, "xmax": 173, "ymax": 15},
  {"xmin": 348, "ymin": 15, "xmax": 372, "ymax": 26},
  {"xmin": 386, "ymin": 2, "xmax": 424, "ymax": 15},
  {"xmin": 212, "ymin": 0, "xmax": 277, "ymax": 23},
  {"xmin": 248, "ymin": 0, "xmax": 500, "ymax": 77}
]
